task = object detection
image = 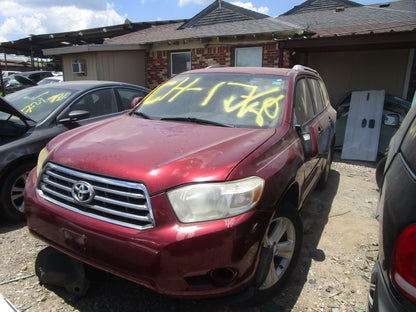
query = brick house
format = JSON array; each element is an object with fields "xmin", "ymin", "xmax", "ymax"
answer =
[{"xmin": 43, "ymin": 0, "xmax": 416, "ymax": 103}]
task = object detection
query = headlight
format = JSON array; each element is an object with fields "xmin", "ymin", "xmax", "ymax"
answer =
[
  {"xmin": 167, "ymin": 176, "xmax": 264, "ymax": 223},
  {"xmin": 36, "ymin": 146, "xmax": 49, "ymax": 176}
]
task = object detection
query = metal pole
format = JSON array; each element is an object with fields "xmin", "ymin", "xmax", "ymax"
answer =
[
  {"xmin": 0, "ymin": 66, "xmax": 4, "ymax": 96},
  {"xmin": 3, "ymin": 50, "xmax": 8, "ymax": 71},
  {"xmin": 30, "ymin": 46, "xmax": 35, "ymax": 70}
]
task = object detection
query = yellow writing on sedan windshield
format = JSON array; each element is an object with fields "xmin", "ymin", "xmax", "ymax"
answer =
[
  {"xmin": 21, "ymin": 91, "xmax": 71, "ymax": 115},
  {"xmin": 409, "ymin": 120, "xmax": 416, "ymax": 140},
  {"xmin": 144, "ymin": 77, "xmax": 285, "ymax": 127}
]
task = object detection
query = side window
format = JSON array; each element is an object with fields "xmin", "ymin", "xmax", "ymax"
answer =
[
  {"xmin": 319, "ymin": 80, "xmax": 330, "ymax": 107},
  {"xmin": 307, "ymin": 78, "xmax": 325, "ymax": 114},
  {"xmin": 117, "ymin": 88, "xmax": 148, "ymax": 111},
  {"xmin": 294, "ymin": 78, "xmax": 314, "ymax": 125},
  {"xmin": 69, "ymin": 89, "xmax": 117, "ymax": 118},
  {"xmin": 171, "ymin": 51, "xmax": 191, "ymax": 76}
]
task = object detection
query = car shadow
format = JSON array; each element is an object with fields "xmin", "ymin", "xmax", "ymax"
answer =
[
  {"xmin": 0, "ymin": 218, "xmax": 26, "ymax": 234},
  {"xmin": 35, "ymin": 169, "xmax": 340, "ymax": 312}
]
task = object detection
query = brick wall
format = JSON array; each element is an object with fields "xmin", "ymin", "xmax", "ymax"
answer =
[
  {"xmin": 191, "ymin": 47, "xmax": 232, "ymax": 69},
  {"xmin": 146, "ymin": 50, "xmax": 169, "ymax": 89},
  {"xmin": 146, "ymin": 44, "xmax": 290, "ymax": 89}
]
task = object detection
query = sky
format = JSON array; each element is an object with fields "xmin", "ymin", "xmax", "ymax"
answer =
[{"xmin": 0, "ymin": 0, "xmax": 389, "ymax": 43}]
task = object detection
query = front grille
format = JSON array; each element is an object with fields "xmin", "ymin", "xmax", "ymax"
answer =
[{"xmin": 36, "ymin": 162, "xmax": 155, "ymax": 230}]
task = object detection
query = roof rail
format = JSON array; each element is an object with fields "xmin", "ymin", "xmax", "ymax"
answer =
[
  {"xmin": 205, "ymin": 65, "xmax": 228, "ymax": 69},
  {"xmin": 292, "ymin": 65, "xmax": 318, "ymax": 74}
]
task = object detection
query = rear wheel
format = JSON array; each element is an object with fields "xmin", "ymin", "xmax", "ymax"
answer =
[
  {"xmin": 0, "ymin": 162, "xmax": 35, "ymax": 221},
  {"xmin": 251, "ymin": 202, "xmax": 303, "ymax": 302}
]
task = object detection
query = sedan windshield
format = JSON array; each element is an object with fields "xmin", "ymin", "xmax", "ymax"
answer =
[
  {"xmin": 137, "ymin": 73, "xmax": 288, "ymax": 129},
  {"xmin": 5, "ymin": 87, "xmax": 75, "ymax": 122}
]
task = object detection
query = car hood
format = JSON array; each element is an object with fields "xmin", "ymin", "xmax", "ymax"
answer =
[
  {"xmin": 47, "ymin": 115, "xmax": 275, "ymax": 194},
  {"xmin": 0, "ymin": 97, "xmax": 34, "ymax": 122}
]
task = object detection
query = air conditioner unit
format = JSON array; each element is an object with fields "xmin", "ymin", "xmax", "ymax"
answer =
[{"xmin": 72, "ymin": 62, "xmax": 85, "ymax": 74}]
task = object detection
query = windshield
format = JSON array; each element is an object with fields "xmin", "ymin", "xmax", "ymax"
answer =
[
  {"xmin": 137, "ymin": 73, "xmax": 288, "ymax": 129},
  {"xmin": 5, "ymin": 87, "xmax": 74, "ymax": 122}
]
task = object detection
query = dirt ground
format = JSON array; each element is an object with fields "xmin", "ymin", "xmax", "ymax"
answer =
[{"xmin": 0, "ymin": 152, "xmax": 380, "ymax": 312}]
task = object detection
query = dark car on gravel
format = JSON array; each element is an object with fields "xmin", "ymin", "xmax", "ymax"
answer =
[
  {"xmin": 0, "ymin": 81, "xmax": 149, "ymax": 220},
  {"xmin": 24, "ymin": 65, "xmax": 336, "ymax": 301},
  {"xmin": 368, "ymin": 97, "xmax": 416, "ymax": 311}
]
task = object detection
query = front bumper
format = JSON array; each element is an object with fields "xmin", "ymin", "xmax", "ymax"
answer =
[{"xmin": 24, "ymin": 168, "xmax": 272, "ymax": 298}]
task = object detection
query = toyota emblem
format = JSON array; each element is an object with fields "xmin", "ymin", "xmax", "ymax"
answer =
[{"xmin": 72, "ymin": 181, "xmax": 95, "ymax": 204}]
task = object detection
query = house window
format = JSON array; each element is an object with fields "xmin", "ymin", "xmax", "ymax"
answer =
[
  {"xmin": 235, "ymin": 47, "xmax": 263, "ymax": 67},
  {"xmin": 171, "ymin": 51, "xmax": 191, "ymax": 75}
]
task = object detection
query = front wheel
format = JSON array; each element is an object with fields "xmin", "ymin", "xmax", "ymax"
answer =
[
  {"xmin": 0, "ymin": 162, "xmax": 35, "ymax": 221},
  {"xmin": 251, "ymin": 202, "xmax": 303, "ymax": 302}
]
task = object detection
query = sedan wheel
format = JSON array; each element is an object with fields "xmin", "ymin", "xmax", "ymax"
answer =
[
  {"xmin": 0, "ymin": 162, "xmax": 35, "ymax": 221},
  {"xmin": 10, "ymin": 170, "xmax": 29, "ymax": 213}
]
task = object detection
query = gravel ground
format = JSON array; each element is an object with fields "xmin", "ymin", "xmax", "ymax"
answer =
[{"xmin": 0, "ymin": 152, "xmax": 380, "ymax": 312}]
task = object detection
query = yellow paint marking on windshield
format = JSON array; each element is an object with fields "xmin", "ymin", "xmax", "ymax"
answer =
[
  {"xmin": 47, "ymin": 92, "xmax": 70, "ymax": 103},
  {"xmin": 201, "ymin": 82, "xmax": 226, "ymax": 106},
  {"xmin": 31, "ymin": 91, "xmax": 50, "ymax": 100},
  {"xmin": 144, "ymin": 78, "xmax": 202, "ymax": 104},
  {"xmin": 142, "ymin": 77, "xmax": 285, "ymax": 127},
  {"xmin": 409, "ymin": 121, "xmax": 416, "ymax": 140},
  {"xmin": 21, "ymin": 92, "xmax": 71, "ymax": 115},
  {"xmin": 224, "ymin": 83, "xmax": 282, "ymax": 126},
  {"xmin": 167, "ymin": 78, "xmax": 202, "ymax": 103},
  {"xmin": 144, "ymin": 80, "xmax": 178, "ymax": 104}
]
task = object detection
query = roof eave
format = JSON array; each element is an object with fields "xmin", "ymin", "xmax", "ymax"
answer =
[{"xmin": 43, "ymin": 44, "xmax": 146, "ymax": 56}]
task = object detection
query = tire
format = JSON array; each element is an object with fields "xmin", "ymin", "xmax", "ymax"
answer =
[
  {"xmin": 317, "ymin": 146, "xmax": 333, "ymax": 189},
  {"xmin": 250, "ymin": 201, "xmax": 303, "ymax": 302},
  {"xmin": 0, "ymin": 162, "xmax": 35, "ymax": 221},
  {"xmin": 375, "ymin": 156, "xmax": 387, "ymax": 189}
]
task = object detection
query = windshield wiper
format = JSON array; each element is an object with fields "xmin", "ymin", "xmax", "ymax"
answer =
[
  {"xmin": 160, "ymin": 117, "xmax": 233, "ymax": 128},
  {"xmin": 132, "ymin": 111, "xmax": 153, "ymax": 120}
]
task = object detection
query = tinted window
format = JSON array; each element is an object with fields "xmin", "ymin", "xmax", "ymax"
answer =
[
  {"xmin": 117, "ymin": 88, "xmax": 147, "ymax": 111},
  {"xmin": 319, "ymin": 80, "xmax": 330, "ymax": 107},
  {"xmin": 171, "ymin": 52, "xmax": 191, "ymax": 76},
  {"xmin": 401, "ymin": 116, "xmax": 416, "ymax": 173},
  {"xmin": 5, "ymin": 87, "xmax": 75, "ymax": 122},
  {"xmin": 294, "ymin": 78, "xmax": 314, "ymax": 125},
  {"xmin": 308, "ymin": 78, "xmax": 325, "ymax": 114},
  {"xmin": 139, "ymin": 73, "xmax": 288, "ymax": 129},
  {"xmin": 69, "ymin": 89, "xmax": 117, "ymax": 118}
]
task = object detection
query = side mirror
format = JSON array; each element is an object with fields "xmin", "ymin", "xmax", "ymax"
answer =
[
  {"xmin": 59, "ymin": 110, "xmax": 90, "ymax": 123},
  {"xmin": 296, "ymin": 125, "xmax": 317, "ymax": 158},
  {"xmin": 131, "ymin": 97, "xmax": 143, "ymax": 109}
]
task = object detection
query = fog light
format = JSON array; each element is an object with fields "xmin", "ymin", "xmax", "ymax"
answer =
[{"xmin": 209, "ymin": 268, "xmax": 238, "ymax": 284}]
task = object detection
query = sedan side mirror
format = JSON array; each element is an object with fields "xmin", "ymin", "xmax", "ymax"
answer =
[
  {"xmin": 59, "ymin": 110, "xmax": 91, "ymax": 123},
  {"xmin": 296, "ymin": 125, "xmax": 317, "ymax": 158}
]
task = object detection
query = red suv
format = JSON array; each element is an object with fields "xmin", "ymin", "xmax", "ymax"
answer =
[{"xmin": 24, "ymin": 66, "xmax": 336, "ymax": 301}]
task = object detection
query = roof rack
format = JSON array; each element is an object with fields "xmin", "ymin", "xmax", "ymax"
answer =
[
  {"xmin": 205, "ymin": 65, "xmax": 228, "ymax": 69},
  {"xmin": 292, "ymin": 65, "xmax": 318, "ymax": 74}
]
